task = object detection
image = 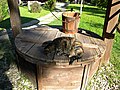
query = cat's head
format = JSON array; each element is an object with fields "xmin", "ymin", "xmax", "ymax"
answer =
[
  {"xmin": 72, "ymin": 40, "xmax": 83, "ymax": 47},
  {"xmin": 44, "ymin": 43, "xmax": 55, "ymax": 55},
  {"xmin": 72, "ymin": 40, "xmax": 84, "ymax": 57},
  {"xmin": 70, "ymin": 37, "xmax": 76, "ymax": 44}
]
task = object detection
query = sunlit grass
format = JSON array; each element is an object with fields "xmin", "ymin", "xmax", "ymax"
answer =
[
  {"xmin": 110, "ymin": 32, "xmax": 120, "ymax": 76},
  {"xmin": 19, "ymin": 6, "xmax": 50, "ymax": 18},
  {"xmin": 49, "ymin": 4, "xmax": 105, "ymax": 36},
  {"xmin": 0, "ymin": 6, "xmax": 50, "ymax": 29},
  {"xmin": 49, "ymin": 4, "xmax": 120, "ymax": 79}
]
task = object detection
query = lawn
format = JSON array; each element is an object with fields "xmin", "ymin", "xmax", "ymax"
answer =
[
  {"xmin": 0, "ymin": 6, "xmax": 50, "ymax": 29},
  {"xmin": 49, "ymin": 4, "xmax": 120, "ymax": 86},
  {"xmin": 49, "ymin": 4, "xmax": 105, "ymax": 36}
]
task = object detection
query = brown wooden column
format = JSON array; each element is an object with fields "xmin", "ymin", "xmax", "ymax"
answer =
[
  {"xmin": 7, "ymin": 0, "xmax": 22, "ymax": 38},
  {"xmin": 102, "ymin": 0, "xmax": 120, "ymax": 63},
  {"xmin": 36, "ymin": 64, "xmax": 43, "ymax": 90}
]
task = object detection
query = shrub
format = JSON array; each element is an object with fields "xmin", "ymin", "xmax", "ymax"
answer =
[
  {"xmin": 44, "ymin": 0, "xmax": 56, "ymax": 11},
  {"xmin": 91, "ymin": 0, "xmax": 108, "ymax": 8},
  {"xmin": 30, "ymin": 2, "xmax": 42, "ymax": 13},
  {"xmin": 0, "ymin": 0, "xmax": 8, "ymax": 22},
  {"xmin": 57, "ymin": 0, "xmax": 69, "ymax": 2}
]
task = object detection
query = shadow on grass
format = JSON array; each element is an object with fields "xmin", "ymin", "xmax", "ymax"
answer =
[
  {"xmin": 48, "ymin": 25, "xmax": 103, "ymax": 40},
  {"xmin": 82, "ymin": 21, "xmax": 104, "ymax": 29},
  {"xmin": 0, "ymin": 29, "xmax": 37, "ymax": 89},
  {"xmin": 82, "ymin": 7, "xmax": 105, "ymax": 15},
  {"xmin": 86, "ymin": 13, "xmax": 105, "ymax": 18},
  {"xmin": 0, "ymin": 31, "xmax": 14, "ymax": 89},
  {"xmin": 66, "ymin": 5, "xmax": 80, "ymax": 11},
  {"xmin": 0, "ymin": 17, "xmax": 39, "ymax": 29},
  {"xmin": 67, "ymin": 5, "xmax": 106, "ymax": 17}
]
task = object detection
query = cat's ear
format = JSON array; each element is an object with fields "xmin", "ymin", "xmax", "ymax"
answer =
[
  {"xmin": 44, "ymin": 48, "xmax": 51, "ymax": 56},
  {"xmin": 72, "ymin": 37, "xmax": 76, "ymax": 41},
  {"xmin": 44, "ymin": 48, "xmax": 49, "ymax": 53},
  {"xmin": 74, "ymin": 41, "xmax": 83, "ymax": 46},
  {"xmin": 69, "ymin": 48, "xmax": 75, "ymax": 57},
  {"xmin": 42, "ymin": 41, "xmax": 52, "ymax": 47},
  {"xmin": 71, "ymin": 37, "xmax": 75, "ymax": 44}
]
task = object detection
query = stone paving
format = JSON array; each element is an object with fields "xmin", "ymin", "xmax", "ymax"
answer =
[
  {"xmin": 22, "ymin": 11, "xmax": 63, "ymax": 29},
  {"xmin": 22, "ymin": 2, "xmax": 67, "ymax": 29}
]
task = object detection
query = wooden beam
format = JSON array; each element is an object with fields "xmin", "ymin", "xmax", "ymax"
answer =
[
  {"xmin": 102, "ymin": 0, "xmax": 120, "ymax": 63},
  {"xmin": 7, "ymin": 0, "xmax": 22, "ymax": 38},
  {"xmin": 117, "ymin": 22, "xmax": 120, "ymax": 33}
]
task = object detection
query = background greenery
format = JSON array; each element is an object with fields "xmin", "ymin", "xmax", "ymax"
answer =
[
  {"xmin": 43, "ymin": 0, "xmax": 56, "ymax": 11},
  {"xmin": 30, "ymin": 2, "xmax": 42, "ymax": 13},
  {"xmin": 0, "ymin": 1, "xmax": 119, "ymax": 89},
  {"xmin": 49, "ymin": 4, "xmax": 120, "ymax": 79},
  {"xmin": 91, "ymin": 0, "xmax": 108, "ymax": 8},
  {"xmin": 0, "ymin": 6, "xmax": 49, "ymax": 29},
  {"xmin": 0, "ymin": 0, "xmax": 8, "ymax": 22}
]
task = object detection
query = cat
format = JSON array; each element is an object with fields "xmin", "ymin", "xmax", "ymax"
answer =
[
  {"xmin": 69, "ymin": 41, "xmax": 84, "ymax": 64},
  {"xmin": 42, "ymin": 37, "xmax": 84, "ymax": 64}
]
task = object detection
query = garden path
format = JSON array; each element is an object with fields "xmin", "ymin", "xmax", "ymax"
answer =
[
  {"xmin": 22, "ymin": 2, "xmax": 68, "ymax": 29},
  {"xmin": 22, "ymin": 11, "xmax": 63, "ymax": 29}
]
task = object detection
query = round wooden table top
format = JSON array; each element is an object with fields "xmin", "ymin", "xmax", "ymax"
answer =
[{"xmin": 15, "ymin": 26, "xmax": 106, "ymax": 65}]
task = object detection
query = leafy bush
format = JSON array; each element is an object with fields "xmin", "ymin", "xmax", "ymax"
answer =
[
  {"xmin": 44, "ymin": 0, "xmax": 56, "ymax": 11},
  {"xmin": 30, "ymin": 2, "xmax": 42, "ymax": 13},
  {"xmin": 0, "ymin": 0, "xmax": 8, "ymax": 22},
  {"xmin": 91, "ymin": 0, "xmax": 108, "ymax": 8},
  {"xmin": 57, "ymin": 0, "xmax": 69, "ymax": 2}
]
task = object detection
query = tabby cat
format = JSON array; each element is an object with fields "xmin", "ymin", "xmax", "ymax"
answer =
[{"xmin": 42, "ymin": 37, "xmax": 84, "ymax": 63}]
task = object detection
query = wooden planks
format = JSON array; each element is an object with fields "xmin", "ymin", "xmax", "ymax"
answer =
[
  {"xmin": 15, "ymin": 27, "xmax": 106, "ymax": 90},
  {"xmin": 15, "ymin": 29, "xmax": 46, "ymax": 54},
  {"xmin": 102, "ymin": 0, "xmax": 120, "ymax": 63},
  {"xmin": 37, "ymin": 63, "xmax": 84, "ymax": 90},
  {"xmin": 62, "ymin": 12, "xmax": 80, "ymax": 34},
  {"xmin": 15, "ymin": 27, "xmax": 106, "ymax": 65}
]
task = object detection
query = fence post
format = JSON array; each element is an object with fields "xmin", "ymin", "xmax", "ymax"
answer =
[
  {"xmin": 7, "ymin": 0, "xmax": 22, "ymax": 38},
  {"xmin": 102, "ymin": 0, "xmax": 120, "ymax": 63}
]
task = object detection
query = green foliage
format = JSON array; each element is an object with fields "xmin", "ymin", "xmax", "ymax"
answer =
[
  {"xmin": 0, "ymin": 0, "xmax": 8, "ymax": 22},
  {"xmin": 0, "ymin": 6, "xmax": 50, "ymax": 29},
  {"xmin": 50, "ymin": 4, "xmax": 120, "ymax": 87},
  {"xmin": 110, "ymin": 32, "xmax": 120, "ymax": 77},
  {"xmin": 57, "ymin": 0, "xmax": 69, "ymax": 2},
  {"xmin": 30, "ymin": 2, "xmax": 42, "ymax": 13},
  {"xmin": 64, "ymin": 0, "xmax": 69, "ymax": 2},
  {"xmin": 91, "ymin": 0, "xmax": 108, "ymax": 8},
  {"xmin": 44, "ymin": 0, "xmax": 56, "ymax": 11},
  {"xmin": 50, "ymin": 4, "xmax": 105, "ymax": 36},
  {"xmin": 0, "ymin": 28, "xmax": 4, "ymax": 31}
]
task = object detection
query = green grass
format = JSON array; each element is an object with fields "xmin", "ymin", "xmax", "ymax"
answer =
[
  {"xmin": 49, "ymin": 4, "xmax": 105, "ymax": 36},
  {"xmin": 111, "ymin": 32, "xmax": 120, "ymax": 76},
  {"xmin": 0, "ymin": 6, "xmax": 50, "ymax": 29},
  {"xmin": 19, "ymin": 6, "xmax": 49, "ymax": 18},
  {"xmin": 49, "ymin": 4, "xmax": 120, "ymax": 78},
  {"xmin": 79, "ymin": 5, "xmax": 105, "ymax": 36}
]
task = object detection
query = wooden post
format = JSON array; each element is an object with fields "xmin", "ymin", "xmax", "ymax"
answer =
[
  {"xmin": 80, "ymin": 64, "xmax": 91, "ymax": 90},
  {"xmin": 102, "ymin": 0, "xmax": 120, "ymax": 63},
  {"xmin": 7, "ymin": 0, "xmax": 22, "ymax": 38},
  {"xmin": 36, "ymin": 64, "xmax": 43, "ymax": 90}
]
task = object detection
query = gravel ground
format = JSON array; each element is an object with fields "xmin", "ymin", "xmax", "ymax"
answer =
[
  {"xmin": 86, "ymin": 63, "xmax": 120, "ymax": 90},
  {"xmin": 0, "ymin": 29, "xmax": 120, "ymax": 90},
  {"xmin": 0, "ymin": 30, "xmax": 36, "ymax": 90}
]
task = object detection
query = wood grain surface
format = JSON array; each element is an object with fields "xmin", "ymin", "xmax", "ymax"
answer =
[{"xmin": 15, "ymin": 27, "xmax": 106, "ymax": 65}]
